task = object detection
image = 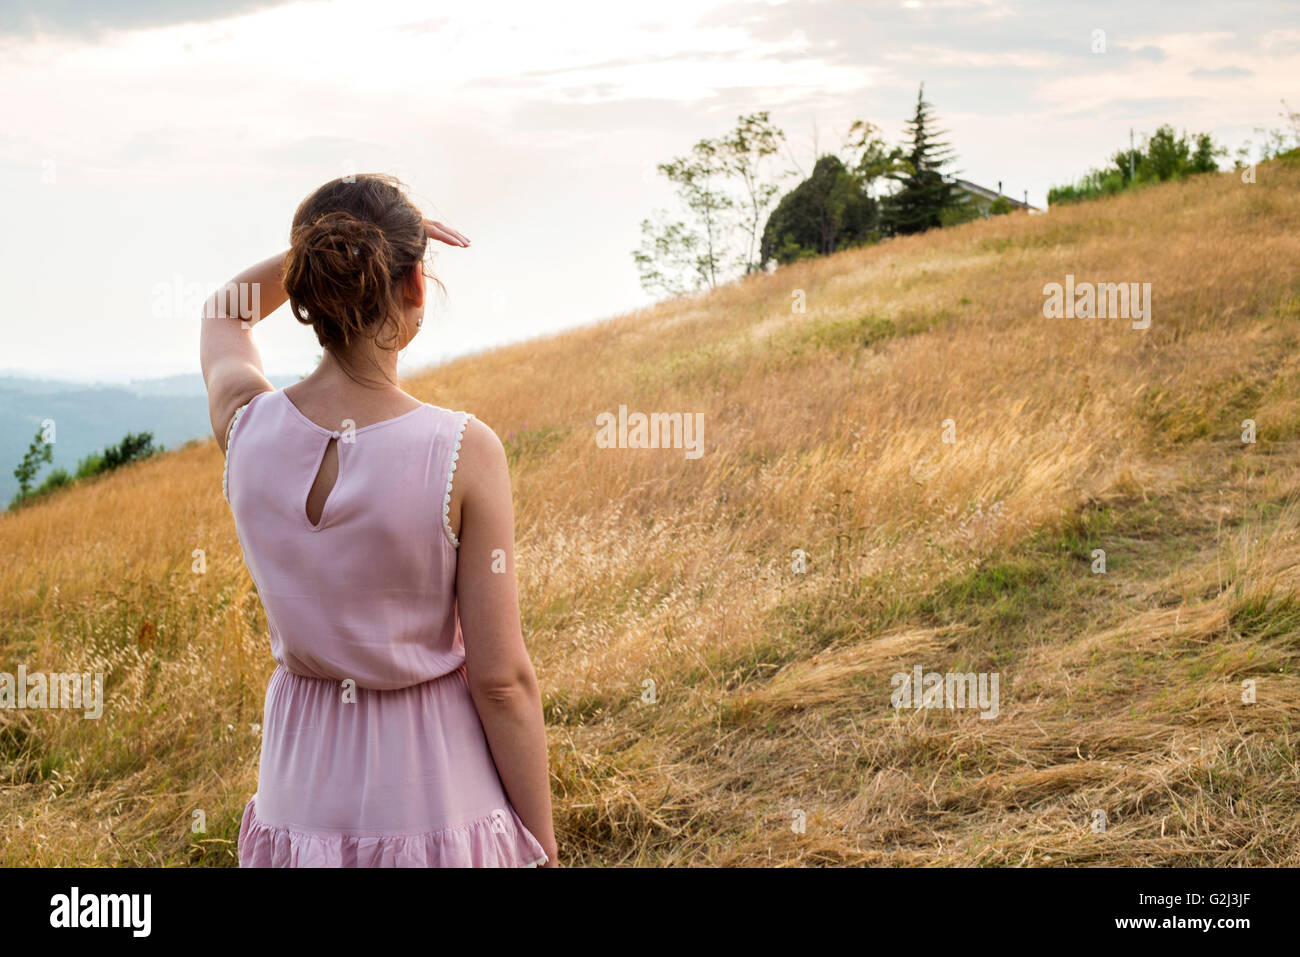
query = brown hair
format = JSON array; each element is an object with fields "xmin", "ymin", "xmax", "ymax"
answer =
[{"xmin": 283, "ymin": 174, "xmax": 430, "ymax": 359}]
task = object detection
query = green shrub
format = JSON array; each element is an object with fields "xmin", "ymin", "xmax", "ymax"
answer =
[{"xmin": 33, "ymin": 468, "xmax": 72, "ymax": 497}]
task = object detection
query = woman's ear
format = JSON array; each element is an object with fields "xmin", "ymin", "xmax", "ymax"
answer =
[{"xmin": 403, "ymin": 263, "xmax": 426, "ymax": 309}]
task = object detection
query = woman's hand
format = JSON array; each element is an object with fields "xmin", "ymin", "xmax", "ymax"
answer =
[{"xmin": 425, "ymin": 219, "xmax": 470, "ymax": 248}]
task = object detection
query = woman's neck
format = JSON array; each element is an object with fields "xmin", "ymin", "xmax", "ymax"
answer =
[{"xmin": 316, "ymin": 344, "xmax": 400, "ymax": 391}]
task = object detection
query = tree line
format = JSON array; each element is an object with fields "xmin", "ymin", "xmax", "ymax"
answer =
[
  {"xmin": 1047, "ymin": 100, "xmax": 1297, "ymax": 205},
  {"xmin": 632, "ymin": 84, "xmax": 969, "ymax": 297},
  {"xmin": 1047, "ymin": 126, "xmax": 1224, "ymax": 205},
  {"xmin": 10, "ymin": 428, "xmax": 159, "ymax": 509},
  {"xmin": 634, "ymin": 91, "xmax": 1298, "ymax": 299}
]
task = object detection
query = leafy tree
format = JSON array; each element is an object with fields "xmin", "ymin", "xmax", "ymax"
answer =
[
  {"xmin": 881, "ymin": 83, "xmax": 960, "ymax": 236},
  {"xmin": 760, "ymin": 155, "xmax": 878, "ymax": 266},
  {"xmin": 634, "ymin": 114, "xmax": 791, "ymax": 295},
  {"xmin": 632, "ymin": 215, "xmax": 707, "ymax": 298},
  {"xmin": 841, "ymin": 120, "xmax": 906, "ymax": 197},
  {"xmin": 1139, "ymin": 124, "xmax": 1191, "ymax": 181},
  {"xmin": 12, "ymin": 425, "xmax": 53, "ymax": 502},
  {"xmin": 1112, "ymin": 145, "xmax": 1142, "ymax": 186},
  {"xmin": 633, "ymin": 139, "xmax": 735, "ymax": 295},
  {"xmin": 1188, "ymin": 132, "xmax": 1221, "ymax": 173},
  {"xmin": 718, "ymin": 112, "xmax": 788, "ymax": 275}
]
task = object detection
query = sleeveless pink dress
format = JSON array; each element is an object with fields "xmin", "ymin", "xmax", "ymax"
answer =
[{"xmin": 224, "ymin": 388, "xmax": 547, "ymax": 867}]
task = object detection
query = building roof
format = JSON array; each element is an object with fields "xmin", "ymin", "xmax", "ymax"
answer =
[{"xmin": 949, "ymin": 177, "xmax": 1042, "ymax": 212}]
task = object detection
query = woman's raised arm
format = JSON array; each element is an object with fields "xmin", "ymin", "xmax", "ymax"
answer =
[{"xmin": 199, "ymin": 251, "xmax": 286, "ymax": 452}]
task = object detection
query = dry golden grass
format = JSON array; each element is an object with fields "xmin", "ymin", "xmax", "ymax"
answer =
[{"xmin": 3, "ymin": 158, "xmax": 1300, "ymax": 865}]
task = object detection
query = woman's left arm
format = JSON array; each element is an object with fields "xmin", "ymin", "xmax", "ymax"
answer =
[{"xmin": 199, "ymin": 251, "xmax": 287, "ymax": 452}]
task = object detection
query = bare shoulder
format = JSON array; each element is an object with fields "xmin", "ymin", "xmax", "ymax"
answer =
[
  {"xmin": 457, "ymin": 416, "xmax": 508, "ymax": 478},
  {"xmin": 447, "ymin": 415, "xmax": 511, "ymax": 536}
]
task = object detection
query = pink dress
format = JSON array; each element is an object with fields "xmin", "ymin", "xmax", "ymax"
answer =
[{"xmin": 223, "ymin": 388, "xmax": 547, "ymax": 867}]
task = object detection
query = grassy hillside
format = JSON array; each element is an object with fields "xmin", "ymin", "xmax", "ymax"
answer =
[{"xmin": 3, "ymin": 159, "xmax": 1300, "ymax": 866}]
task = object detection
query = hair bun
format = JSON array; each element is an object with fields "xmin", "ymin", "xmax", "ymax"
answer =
[
  {"xmin": 282, "ymin": 174, "xmax": 430, "ymax": 354},
  {"xmin": 285, "ymin": 211, "xmax": 396, "ymax": 347},
  {"xmin": 296, "ymin": 210, "xmax": 389, "ymax": 285}
]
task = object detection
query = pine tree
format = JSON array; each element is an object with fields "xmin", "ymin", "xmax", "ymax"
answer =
[{"xmin": 883, "ymin": 83, "xmax": 959, "ymax": 235}]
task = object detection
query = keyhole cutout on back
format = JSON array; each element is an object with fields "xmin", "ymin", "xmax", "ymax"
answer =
[{"xmin": 306, "ymin": 436, "xmax": 339, "ymax": 527}]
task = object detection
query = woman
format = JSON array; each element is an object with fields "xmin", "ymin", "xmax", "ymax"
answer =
[{"xmin": 200, "ymin": 174, "xmax": 557, "ymax": 867}]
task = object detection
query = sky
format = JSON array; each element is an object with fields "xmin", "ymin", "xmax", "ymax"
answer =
[{"xmin": 1, "ymin": 0, "xmax": 1296, "ymax": 382}]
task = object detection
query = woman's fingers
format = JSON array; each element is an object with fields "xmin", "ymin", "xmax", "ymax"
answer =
[{"xmin": 425, "ymin": 219, "xmax": 470, "ymax": 247}]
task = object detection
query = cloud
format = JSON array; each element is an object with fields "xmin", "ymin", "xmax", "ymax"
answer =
[
  {"xmin": 1060, "ymin": 96, "xmax": 1210, "ymax": 121},
  {"xmin": 4, "ymin": 0, "xmax": 1300, "ymax": 380},
  {"xmin": 1189, "ymin": 65, "xmax": 1253, "ymax": 78},
  {"xmin": 0, "ymin": 0, "xmax": 302, "ymax": 40}
]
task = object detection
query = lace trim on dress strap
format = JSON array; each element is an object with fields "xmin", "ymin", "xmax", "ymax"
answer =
[
  {"xmin": 442, "ymin": 412, "xmax": 474, "ymax": 549},
  {"xmin": 222, "ymin": 402, "xmax": 251, "ymax": 504}
]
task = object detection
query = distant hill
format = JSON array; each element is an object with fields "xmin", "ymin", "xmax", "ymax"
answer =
[{"xmin": 0, "ymin": 372, "xmax": 299, "ymax": 507}]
